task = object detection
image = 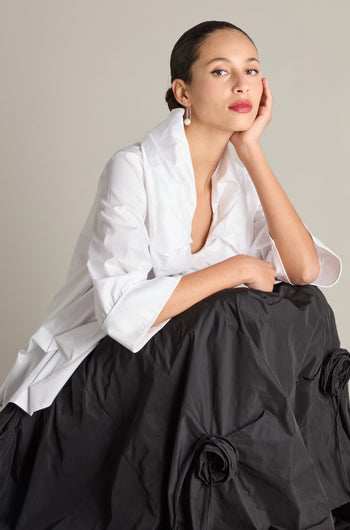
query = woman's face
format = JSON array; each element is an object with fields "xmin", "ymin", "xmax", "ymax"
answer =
[{"xmin": 183, "ymin": 29, "xmax": 263, "ymax": 133}]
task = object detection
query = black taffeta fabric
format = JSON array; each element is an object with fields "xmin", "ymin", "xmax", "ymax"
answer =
[{"xmin": 1, "ymin": 283, "xmax": 350, "ymax": 529}]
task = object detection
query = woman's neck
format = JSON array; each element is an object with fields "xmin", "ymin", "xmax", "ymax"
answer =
[{"xmin": 184, "ymin": 122, "xmax": 231, "ymax": 192}]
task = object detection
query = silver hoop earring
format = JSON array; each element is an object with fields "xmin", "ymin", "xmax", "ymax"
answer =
[{"xmin": 184, "ymin": 105, "xmax": 191, "ymax": 126}]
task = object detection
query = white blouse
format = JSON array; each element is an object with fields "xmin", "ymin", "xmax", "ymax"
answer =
[{"xmin": 0, "ymin": 108, "xmax": 342, "ymax": 416}]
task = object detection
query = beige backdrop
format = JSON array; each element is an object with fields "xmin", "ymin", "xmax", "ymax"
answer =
[{"xmin": 1, "ymin": 1, "xmax": 349, "ymax": 383}]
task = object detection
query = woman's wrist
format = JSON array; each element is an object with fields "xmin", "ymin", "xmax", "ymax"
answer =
[
  {"xmin": 235, "ymin": 143, "xmax": 263, "ymax": 167},
  {"xmin": 218, "ymin": 254, "xmax": 253, "ymax": 288}
]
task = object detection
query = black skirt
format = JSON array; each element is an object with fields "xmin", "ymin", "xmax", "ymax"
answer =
[{"xmin": 1, "ymin": 283, "xmax": 350, "ymax": 530}]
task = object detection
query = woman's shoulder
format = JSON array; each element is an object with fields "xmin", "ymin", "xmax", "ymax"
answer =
[
  {"xmin": 222, "ymin": 151, "xmax": 262, "ymax": 214},
  {"xmin": 104, "ymin": 142, "xmax": 143, "ymax": 169},
  {"xmin": 229, "ymin": 155, "xmax": 250, "ymax": 183},
  {"xmin": 225, "ymin": 150, "xmax": 256, "ymax": 192},
  {"xmin": 96, "ymin": 143, "xmax": 146, "ymax": 201},
  {"xmin": 103, "ymin": 142, "xmax": 145, "ymax": 177}
]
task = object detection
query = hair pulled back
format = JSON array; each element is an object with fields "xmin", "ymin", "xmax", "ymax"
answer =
[{"xmin": 165, "ymin": 20, "xmax": 256, "ymax": 111}]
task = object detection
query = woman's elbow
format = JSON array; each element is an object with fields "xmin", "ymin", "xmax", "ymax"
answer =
[{"xmin": 289, "ymin": 260, "xmax": 321, "ymax": 286}]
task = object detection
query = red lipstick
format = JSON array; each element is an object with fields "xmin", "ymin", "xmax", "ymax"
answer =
[{"xmin": 229, "ymin": 99, "xmax": 252, "ymax": 113}]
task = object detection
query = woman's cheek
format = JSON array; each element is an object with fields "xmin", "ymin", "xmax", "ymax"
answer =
[{"xmin": 258, "ymin": 86, "xmax": 264, "ymax": 103}]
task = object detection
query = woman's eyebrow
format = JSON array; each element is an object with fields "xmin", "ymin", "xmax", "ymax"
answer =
[{"xmin": 205, "ymin": 57, "xmax": 260, "ymax": 66}]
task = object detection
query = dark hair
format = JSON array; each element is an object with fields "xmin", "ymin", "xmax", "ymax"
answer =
[{"xmin": 165, "ymin": 20, "xmax": 256, "ymax": 111}]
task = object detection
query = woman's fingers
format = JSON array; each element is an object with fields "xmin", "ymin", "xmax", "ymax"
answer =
[
  {"xmin": 229, "ymin": 78, "xmax": 273, "ymax": 152},
  {"xmin": 257, "ymin": 78, "xmax": 272, "ymax": 119}
]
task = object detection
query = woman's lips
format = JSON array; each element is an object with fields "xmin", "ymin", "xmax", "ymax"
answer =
[{"xmin": 229, "ymin": 100, "xmax": 252, "ymax": 113}]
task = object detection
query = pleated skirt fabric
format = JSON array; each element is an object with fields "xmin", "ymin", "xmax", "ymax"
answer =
[{"xmin": 1, "ymin": 283, "xmax": 350, "ymax": 530}]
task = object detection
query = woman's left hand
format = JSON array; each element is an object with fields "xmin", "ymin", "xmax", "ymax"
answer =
[{"xmin": 229, "ymin": 77, "xmax": 272, "ymax": 156}]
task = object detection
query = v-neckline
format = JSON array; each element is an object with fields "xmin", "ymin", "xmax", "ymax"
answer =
[{"xmin": 186, "ymin": 148, "xmax": 224, "ymax": 257}]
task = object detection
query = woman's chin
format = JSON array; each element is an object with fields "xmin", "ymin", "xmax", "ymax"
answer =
[
  {"xmin": 230, "ymin": 123, "xmax": 254, "ymax": 133},
  {"xmin": 228, "ymin": 113, "xmax": 255, "ymax": 128}
]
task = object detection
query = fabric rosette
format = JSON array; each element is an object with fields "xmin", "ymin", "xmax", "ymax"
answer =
[
  {"xmin": 193, "ymin": 434, "xmax": 239, "ymax": 486},
  {"xmin": 319, "ymin": 347, "xmax": 350, "ymax": 495},
  {"xmin": 320, "ymin": 348, "xmax": 350, "ymax": 396}
]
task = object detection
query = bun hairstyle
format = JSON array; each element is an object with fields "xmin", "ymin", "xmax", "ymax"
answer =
[{"xmin": 165, "ymin": 20, "xmax": 256, "ymax": 111}]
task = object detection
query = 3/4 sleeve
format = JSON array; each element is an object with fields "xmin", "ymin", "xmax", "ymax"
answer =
[
  {"xmin": 248, "ymin": 201, "xmax": 342, "ymax": 287},
  {"xmin": 87, "ymin": 150, "xmax": 182, "ymax": 353}
]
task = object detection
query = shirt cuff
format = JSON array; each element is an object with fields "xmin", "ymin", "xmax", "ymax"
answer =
[
  {"xmin": 267, "ymin": 233, "xmax": 342, "ymax": 287},
  {"xmin": 309, "ymin": 234, "xmax": 342, "ymax": 287},
  {"xmin": 102, "ymin": 275, "xmax": 182, "ymax": 353}
]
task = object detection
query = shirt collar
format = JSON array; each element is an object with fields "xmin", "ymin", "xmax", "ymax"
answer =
[
  {"xmin": 139, "ymin": 108, "xmax": 246, "ymax": 259},
  {"xmin": 140, "ymin": 108, "xmax": 191, "ymax": 167},
  {"xmin": 139, "ymin": 108, "xmax": 232, "ymax": 185}
]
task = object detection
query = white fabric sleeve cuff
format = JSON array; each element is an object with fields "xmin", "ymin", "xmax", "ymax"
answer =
[
  {"xmin": 102, "ymin": 275, "xmax": 182, "ymax": 353},
  {"xmin": 267, "ymin": 233, "xmax": 342, "ymax": 287}
]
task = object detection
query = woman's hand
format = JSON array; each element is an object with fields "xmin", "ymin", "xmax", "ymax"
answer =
[
  {"xmin": 223, "ymin": 255, "xmax": 277, "ymax": 293},
  {"xmin": 229, "ymin": 77, "xmax": 272, "ymax": 156},
  {"xmin": 242, "ymin": 256, "xmax": 277, "ymax": 292}
]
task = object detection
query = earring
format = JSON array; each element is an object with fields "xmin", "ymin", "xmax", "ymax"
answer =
[{"xmin": 184, "ymin": 105, "xmax": 191, "ymax": 126}]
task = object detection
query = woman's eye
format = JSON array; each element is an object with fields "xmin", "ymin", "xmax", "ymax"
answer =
[
  {"xmin": 211, "ymin": 69, "xmax": 227, "ymax": 76},
  {"xmin": 247, "ymin": 69, "xmax": 260, "ymax": 75}
]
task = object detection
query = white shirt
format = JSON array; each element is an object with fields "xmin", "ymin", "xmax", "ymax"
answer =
[{"xmin": 0, "ymin": 108, "xmax": 342, "ymax": 416}]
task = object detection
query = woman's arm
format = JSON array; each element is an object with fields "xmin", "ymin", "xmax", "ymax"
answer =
[
  {"xmin": 237, "ymin": 144, "xmax": 320, "ymax": 285},
  {"xmin": 230, "ymin": 77, "xmax": 320, "ymax": 285},
  {"xmin": 152, "ymin": 254, "xmax": 276, "ymax": 326}
]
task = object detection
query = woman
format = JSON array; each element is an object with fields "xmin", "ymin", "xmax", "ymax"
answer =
[{"xmin": 0, "ymin": 19, "xmax": 350, "ymax": 530}]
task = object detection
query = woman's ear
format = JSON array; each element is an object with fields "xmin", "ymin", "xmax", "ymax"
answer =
[{"xmin": 172, "ymin": 79, "xmax": 191, "ymax": 108}]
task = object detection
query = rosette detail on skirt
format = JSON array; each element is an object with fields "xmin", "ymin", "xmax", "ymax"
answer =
[
  {"xmin": 194, "ymin": 434, "xmax": 239, "ymax": 486},
  {"xmin": 320, "ymin": 348, "xmax": 350, "ymax": 397},
  {"xmin": 171, "ymin": 414, "xmax": 264, "ymax": 530},
  {"xmin": 319, "ymin": 347, "xmax": 350, "ymax": 497}
]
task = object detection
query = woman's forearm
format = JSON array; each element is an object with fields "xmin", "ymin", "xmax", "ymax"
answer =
[
  {"xmin": 151, "ymin": 254, "xmax": 277, "ymax": 326},
  {"xmin": 152, "ymin": 261, "xmax": 239, "ymax": 327},
  {"xmin": 237, "ymin": 144, "xmax": 320, "ymax": 284}
]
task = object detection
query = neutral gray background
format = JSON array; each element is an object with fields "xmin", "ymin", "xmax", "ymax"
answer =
[{"xmin": 0, "ymin": 1, "xmax": 349, "ymax": 383}]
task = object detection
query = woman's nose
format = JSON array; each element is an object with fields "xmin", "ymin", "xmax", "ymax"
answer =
[{"xmin": 232, "ymin": 74, "xmax": 249, "ymax": 93}]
